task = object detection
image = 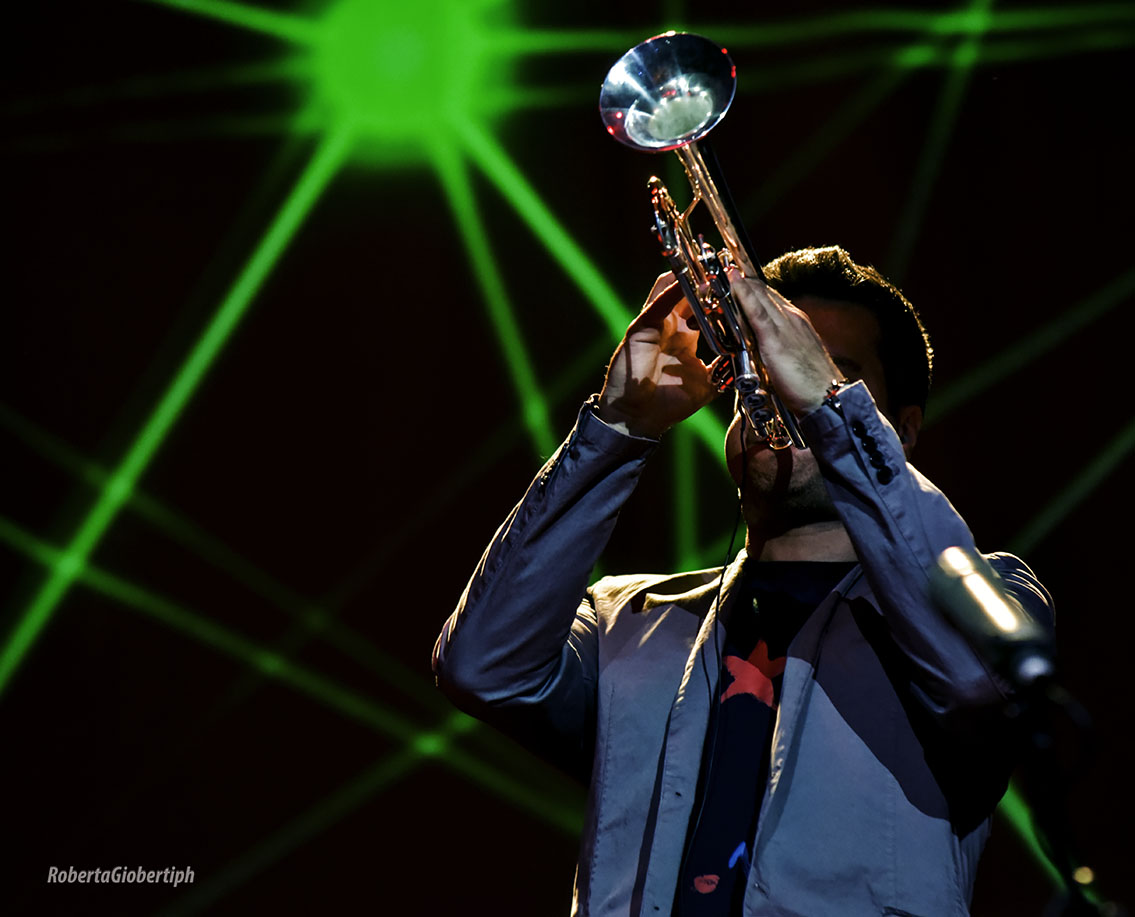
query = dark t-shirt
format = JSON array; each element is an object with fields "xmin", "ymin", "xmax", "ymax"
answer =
[{"xmin": 675, "ymin": 562, "xmax": 855, "ymax": 916}]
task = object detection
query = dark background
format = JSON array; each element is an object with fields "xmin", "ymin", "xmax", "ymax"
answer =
[{"xmin": 3, "ymin": 0, "xmax": 1133, "ymax": 914}]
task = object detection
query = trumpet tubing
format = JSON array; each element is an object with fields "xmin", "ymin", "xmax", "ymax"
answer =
[{"xmin": 599, "ymin": 32, "xmax": 805, "ymax": 450}]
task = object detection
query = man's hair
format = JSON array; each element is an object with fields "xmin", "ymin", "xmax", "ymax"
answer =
[{"xmin": 761, "ymin": 245, "xmax": 933, "ymax": 412}]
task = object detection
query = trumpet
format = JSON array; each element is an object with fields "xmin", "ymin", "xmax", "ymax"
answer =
[{"xmin": 599, "ymin": 32, "xmax": 805, "ymax": 450}]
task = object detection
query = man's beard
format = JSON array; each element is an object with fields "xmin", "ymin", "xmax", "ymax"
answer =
[{"xmin": 739, "ymin": 446, "xmax": 840, "ymax": 537}]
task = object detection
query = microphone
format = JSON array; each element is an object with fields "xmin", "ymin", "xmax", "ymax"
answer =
[{"xmin": 930, "ymin": 546, "xmax": 1055, "ymax": 688}]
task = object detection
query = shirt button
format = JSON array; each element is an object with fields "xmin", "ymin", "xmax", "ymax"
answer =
[
  {"xmin": 877, "ymin": 467, "xmax": 894, "ymax": 484},
  {"xmin": 851, "ymin": 420, "xmax": 866, "ymax": 436}
]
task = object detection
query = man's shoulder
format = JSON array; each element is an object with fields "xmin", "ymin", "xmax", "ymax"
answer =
[{"xmin": 588, "ymin": 567, "xmax": 724, "ymax": 618}]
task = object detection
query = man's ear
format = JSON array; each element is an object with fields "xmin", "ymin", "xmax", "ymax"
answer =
[{"xmin": 895, "ymin": 405, "xmax": 922, "ymax": 458}]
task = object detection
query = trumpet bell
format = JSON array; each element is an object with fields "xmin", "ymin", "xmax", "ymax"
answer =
[{"xmin": 599, "ymin": 32, "xmax": 737, "ymax": 152}]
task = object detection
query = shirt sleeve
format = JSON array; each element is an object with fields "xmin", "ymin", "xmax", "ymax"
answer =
[
  {"xmin": 432, "ymin": 397, "xmax": 659, "ymax": 776},
  {"xmin": 799, "ymin": 381, "xmax": 1054, "ymax": 724}
]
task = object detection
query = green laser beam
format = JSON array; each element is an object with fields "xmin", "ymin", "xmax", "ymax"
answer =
[
  {"xmin": 0, "ymin": 514, "xmax": 584, "ymax": 833},
  {"xmin": 109, "ymin": 2, "xmax": 1135, "ymax": 134},
  {"xmin": 925, "ymin": 268, "xmax": 1135, "ymax": 426},
  {"xmin": 454, "ymin": 117, "xmax": 631, "ymax": 341},
  {"xmin": 72, "ymin": 4, "xmax": 1131, "ymax": 166},
  {"xmin": 705, "ymin": 5, "xmax": 1134, "ymax": 45},
  {"xmin": 0, "ymin": 514, "xmax": 419, "ymax": 741},
  {"xmin": 480, "ymin": 85, "xmax": 595, "ymax": 115},
  {"xmin": 1009, "ymin": 416, "xmax": 1135, "ymax": 558},
  {"xmin": 143, "ymin": 0, "xmax": 319, "ymax": 44},
  {"xmin": 3, "ymin": 58, "xmax": 303, "ymax": 116},
  {"xmin": 160, "ymin": 713, "xmax": 579, "ymax": 915},
  {"xmin": 0, "ymin": 396, "xmax": 586, "ymax": 855},
  {"xmin": 991, "ymin": 393, "xmax": 1135, "ymax": 889},
  {"xmin": 481, "ymin": 5, "xmax": 1133, "ymax": 55},
  {"xmin": 483, "ymin": 28, "xmax": 661, "ymax": 55},
  {"xmin": 302, "ymin": 0, "xmax": 511, "ymax": 165},
  {"xmin": 998, "ymin": 780, "xmax": 1107, "ymax": 905},
  {"xmin": 3, "ymin": 106, "xmax": 324, "ymax": 154},
  {"xmin": 0, "ymin": 125, "xmax": 353, "ymax": 700},
  {"xmin": 735, "ymin": 41, "xmax": 943, "ymax": 95},
  {"xmin": 744, "ymin": 66, "xmax": 912, "ymax": 219},
  {"xmin": 1001, "ymin": 782, "xmax": 1115, "ymax": 905},
  {"xmin": 146, "ymin": 0, "xmax": 519, "ymax": 163},
  {"xmin": 673, "ymin": 425, "xmax": 699, "ymax": 570},
  {"xmin": 985, "ymin": 3, "xmax": 1135, "ymax": 31},
  {"xmin": 430, "ymin": 140, "xmax": 557, "ymax": 457},
  {"xmin": 0, "ymin": 393, "xmax": 585, "ymax": 828},
  {"xmin": 970, "ymin": 24, "xmax": 1135, "ymax": 63},
  {"xmin": 0, "ymin": 335, "xmax": 598, "ymax": 707},
  {"xmin": 320, "ymin": 334, "xmax": 613, "ymax": 609},
  {"xmin": 0, "ymin": 110, "xmax": 461, "ymax": 720},
  {"xmin": 730, "ymin": 26, "xmax": 1134, "ymax": 97},
  {"xmin": 710, "ymin": 16, "xmax": 962, "ymax": 49},
  {"xmin": 159, "ymin": 710, "xmax": 582, "ymax": 915},
  {"xmin": 158, "ymin": 745, "xmax": 436, "ymax": 916},
  {"xmin": 156, "ymin": 723, "xmax": 473, "ymax": 916},
  {"xmin": 0, "ymin": 128, "xmax": 383, "ymax": 685},
  {"xmin": 997, "ymin": 780, "xmax": 1063, "ymax": 887},
  {"xmin": 0, "ymin": 402, "xmax": 397, "ymax": 681},
  {"xmin": 453, "ymin": 116, "xmax": 731, "ymax": 466},
  {"xmin": 887, "ymin": 0, "xmax": 991, "ymax": 281}
]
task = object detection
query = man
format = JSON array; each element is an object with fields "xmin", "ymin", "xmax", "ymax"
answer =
[{"xmin": 433, "ymin": 246, "xmax": 1052, "ymax": 916}]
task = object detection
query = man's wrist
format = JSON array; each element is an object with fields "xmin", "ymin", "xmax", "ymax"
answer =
[
  {"xmin": 593, "ymin": 398, "xmax": 664, "ymax": 441},
  {"xmin": 816, "ymin": 378, "xmax": 853, "ymax": 416}
]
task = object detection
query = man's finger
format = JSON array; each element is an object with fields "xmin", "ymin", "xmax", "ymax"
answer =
[
  {"xmin": 646, "ymin": 270, "xmax": 676, "ymax": 302},
  {"xmin": 632, "ymin": 274, "xmax": 685, "ymax": 328},
  {"xmin": 727, "ymin": 267, "xmax": 771, "ymax": 327}
]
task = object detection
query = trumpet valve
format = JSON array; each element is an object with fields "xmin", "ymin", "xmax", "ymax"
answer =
[{"xmin": 709, "ymin": 356, "xmax": 734, "ymax": 393}]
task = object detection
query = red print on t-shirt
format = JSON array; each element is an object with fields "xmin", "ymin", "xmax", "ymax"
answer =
[{"xmin": 719, "ymin": 640, "xmax": 785, "ymax": 706}]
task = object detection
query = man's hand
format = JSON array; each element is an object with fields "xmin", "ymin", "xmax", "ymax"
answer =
[
  {"xmin": 727, "ymin": 268, "xmax": 842, "ymax": 417},
  {"xmin": 597, "ymin": 273, "xmax": 718, "ymax": 438}
]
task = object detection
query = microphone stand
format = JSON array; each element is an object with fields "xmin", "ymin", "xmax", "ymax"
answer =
[
  {"xmin": 1008, "ymin": 678, "xmax": 1122, "ymax": 916},
  {"xmin": 928, "ymin": 548, "xmax": 1125, "ymax": 915}
]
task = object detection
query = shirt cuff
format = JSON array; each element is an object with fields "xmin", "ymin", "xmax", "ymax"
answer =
[{"xmin": 580, "ymin": 394, "xmax": 663, "ymax": 449}]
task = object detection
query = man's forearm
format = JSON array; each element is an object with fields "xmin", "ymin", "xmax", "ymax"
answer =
[
  {"xmin": 801, "ymin": 381, "xmax": 1053, "ymax": 718},
  {"xmin": 433, "ymin": 398, "xmax": 658, "ymax": 741}
]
